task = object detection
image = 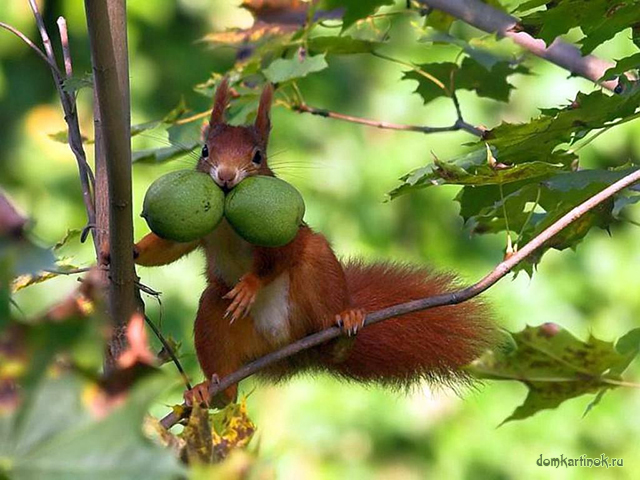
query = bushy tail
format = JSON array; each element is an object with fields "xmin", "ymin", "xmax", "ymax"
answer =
[{"xmin": 331, "ymin": 260, "xmax": 497, "ymax": 388}]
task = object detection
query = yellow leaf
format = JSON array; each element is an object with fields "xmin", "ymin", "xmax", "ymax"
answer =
[
  {"xmin": 211, "ymin": 397, "xmax": 256, "ymax": 460},
  {"xmin": 11, "ymin": 271, "xmax": 57, "ymax": 292},
  {"xmin": 11, "ymin": 262, "xmax": 81, "ymax": 293},
  {"xmin": 182, "ymin": 402, "xmax": 214, "ymax": 464},
  {"xmin": 201, "ymin": 21, "xmax": 296, "ymax": 45}
]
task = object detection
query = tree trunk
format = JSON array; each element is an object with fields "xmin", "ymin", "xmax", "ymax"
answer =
[{"xmin": 84, "ymin": 0, "xmax": 137, "ymax": 368}]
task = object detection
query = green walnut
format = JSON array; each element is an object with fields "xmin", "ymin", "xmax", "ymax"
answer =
[
  {"xmin": 142, "ymin": 170, "xmax": 224, "ymax": 242},
  {"xmin": 224, "ymin": 176, "xmax": 305, "ymax": 247}
]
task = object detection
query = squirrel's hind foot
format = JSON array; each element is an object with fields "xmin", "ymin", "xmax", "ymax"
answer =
[
  {"xmin": 335, "ymin": 308, "xmax": 366, "ymax": 336},
  {"xmin": 184, "ymin": 379, "xmax": 212, "ymax": 407}
]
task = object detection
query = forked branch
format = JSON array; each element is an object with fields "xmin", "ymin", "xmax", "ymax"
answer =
[
  {"xmin": 290, "ymin": 102, "xmax": 484, "ymax": 136},
  {"xmin": 19, "ymin": 2, "xmax": 97, "ymax": 249}
]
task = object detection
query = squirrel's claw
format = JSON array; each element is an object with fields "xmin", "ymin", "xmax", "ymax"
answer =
[
  {"xmin": 184, "ymin": 380, "xmax": 211, "ymax": 407},
  {"xmin": 224, "ymin": 273, "xmax": 261, "ymax": 323},
  {"xmin": 184, "ymin": 374, "xmax": 222, "ymax": 408},
  {"xmin": 335, "ymin": 308, "xmax": 366, "ymax": 336}
]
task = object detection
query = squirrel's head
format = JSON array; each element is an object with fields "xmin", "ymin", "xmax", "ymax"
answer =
[{"xmin": 197, "ymin": 77, "xmax": 274, "ymax": 190}]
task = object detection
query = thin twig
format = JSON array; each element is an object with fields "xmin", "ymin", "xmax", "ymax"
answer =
[
  {"xmin": 164, "ymin": 87, "xmax": 484, "ymax": 137},
  {"xmin": 44, "ymin": 267, "xmax": 93, "ymax": 275},
  {"xmin": 56, "ymin": 17, "xmax": 73, "ymax": 79},
  {"xmin": 175, "ymin": 109, "xmax": 211, "ymax": 125},
  {"xmin": 450, "ymin": 90, "xmax": 484, "ymax": 136},
  {"xmin": 0, "ymin": 21, "xmax": 62, "ymax": 75},
  {"xmin": 28, "ymin": 0, "xmax": 56, "ymax": 62},
  {"xmin": 286, "ymin": 70, "xmax": 481, "ymax": 136},
  {"xmin": 25, "ymin": 2, "xmax": 96, "ymax": 250},
  {"xmin": 159, "ymin": 167, "xmax": 640, "ymax": 429},
  {"xmin": 450, "ymin": 90, "xmax": 464, "ymax": 123},
  {"xmin": 54, "ymin": 14, "xmax": 96, "ymax": 195},
  {"xmin": 144, "ymin": 315, "xmax": 192, "ymax": 390},
  {"xmin": 290, "ymin": 102, "xmax": 483, "ymax": 136}
]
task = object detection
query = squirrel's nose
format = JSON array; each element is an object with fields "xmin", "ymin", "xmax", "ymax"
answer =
[{"xmin": 216, "ymin": 167, "xmax": 236, "ymax": 186}]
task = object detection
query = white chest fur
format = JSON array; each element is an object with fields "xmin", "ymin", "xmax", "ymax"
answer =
[
  {"xmin": 203, "ymin": 221, "xmax": 291, "ymax": 345},
  {"xmin": 203, "ymin": 220, "xmax": 253, "ymax": 286}
]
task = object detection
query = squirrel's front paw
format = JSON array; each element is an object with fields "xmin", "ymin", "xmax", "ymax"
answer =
[
  {"xmin": 100, "ymin": 245, "xmax": 139, "ymax": 266},
  {"xmin": 335, "ymin": 308, "xmax": 366, "ymax": 336},
  {"xmin": 223, "ymin": 273, "xmax": 261, "ymax": 322}
]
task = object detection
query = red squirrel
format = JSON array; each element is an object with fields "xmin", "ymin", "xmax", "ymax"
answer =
[{"xmin": 134, "ymin": 78, "xmax": 497, "ymax": 406}]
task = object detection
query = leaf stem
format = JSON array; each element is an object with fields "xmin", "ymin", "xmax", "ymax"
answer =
[{"xmin": 372, "ymin": 51, "xmax": 448, "ymax": 92}]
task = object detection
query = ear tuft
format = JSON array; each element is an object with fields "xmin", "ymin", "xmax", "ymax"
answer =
[
  {"xmin": 209, "ymin": 76, "xmax": 230, "ymax": 126},
  {"xmin": 255, "ymin": 83, "xmax": 274, "ymax": 140}
]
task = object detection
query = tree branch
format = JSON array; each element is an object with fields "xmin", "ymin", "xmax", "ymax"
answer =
[
  {"xmin": 56, "ymin": 17, "xmax": 73, "ymax": 78},
  {"xmin": 289, "ymin": 102, "xmax": 484, "ymax": 136},
  {"xmin": 0, "ymin": 21, "xmax": 61, "ymax": 75},
  {"xmin": 84, "ymin": 0, "xmax": 138, "ymax": 366},
  {"xmin": 159, "ymin": 167, "xmax": 640, "ymax": 429},
  {"xmin": 420, "ymin": 0, "xmax": 617, "ymax": 91},
  {"xmin": 22, "ymin": 3, "xmax": 96, "ymax": 239}
]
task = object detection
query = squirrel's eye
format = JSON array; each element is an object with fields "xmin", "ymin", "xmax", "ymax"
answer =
[
  {"xmin": 252, "ymin": 150, "xmax": 263, "ymax": 165},
  {"xmin": 201, "ymin": 144, "xmax": 209, "ymax": 158}
]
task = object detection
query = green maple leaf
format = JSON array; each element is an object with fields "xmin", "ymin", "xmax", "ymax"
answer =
[
  {"xmin": 263, "ymin": 53, "xmax": 328, "ymax": 83},
  {"xmin": 388, "ymin": 147, "xmax": 564, "ymax": 199},
  {"xmin": 469, "ymin": 325, "xmax": 640, "ymax": 424},
  {"xmin": 482, "ymin": 88, "xmax": 640, "ymax": 165},
  {"xmin": 601, "ymin": 52, "xmax": 640, "ymax": 81},
  {"xmin": 322, "ymin": 0, "xmax": 395, "ymax": 31},
  {"xmin": 307, "ymin": 35, "xmax": 382, "ymax": 55},
  {"xmin": 403, "ymin": 57, "xmax": 527, "ymax": 105},
  {"xmin": 517, "ymin": 0, "xmax": 640, "ymax": 54}
]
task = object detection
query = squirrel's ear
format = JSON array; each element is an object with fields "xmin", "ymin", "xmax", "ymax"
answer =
[
  {"xmin": 209, "ymin": 76, "xmax": 230, "ymax": 127},
  {"xmin": 255, "ymin": 83, "xmax": 273, "ymax": 139}
]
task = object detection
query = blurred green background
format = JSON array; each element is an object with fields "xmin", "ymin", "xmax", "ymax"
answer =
[{"xmin": 1, "ymin": 1, "xmax": 640, "ymax": 479}]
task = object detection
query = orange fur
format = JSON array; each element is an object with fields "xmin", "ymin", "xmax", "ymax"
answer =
[
  {"xmin": 255, "ymin": 83, "xmax": 273, "ymax": 141},
  {"xmin": 334, "ymin": 261, "xmax": 494, "ymax": 387},
  {"xmin": 135, "ymin": 80, "xmax": 497, "ymax": 404},
  {"xmin": 135, "ymin": 233, "xmax": 198, "ymax": 266},
  {"xmin": 209, "ymin": 76, "xmax": 230, "ymax": 126}
]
